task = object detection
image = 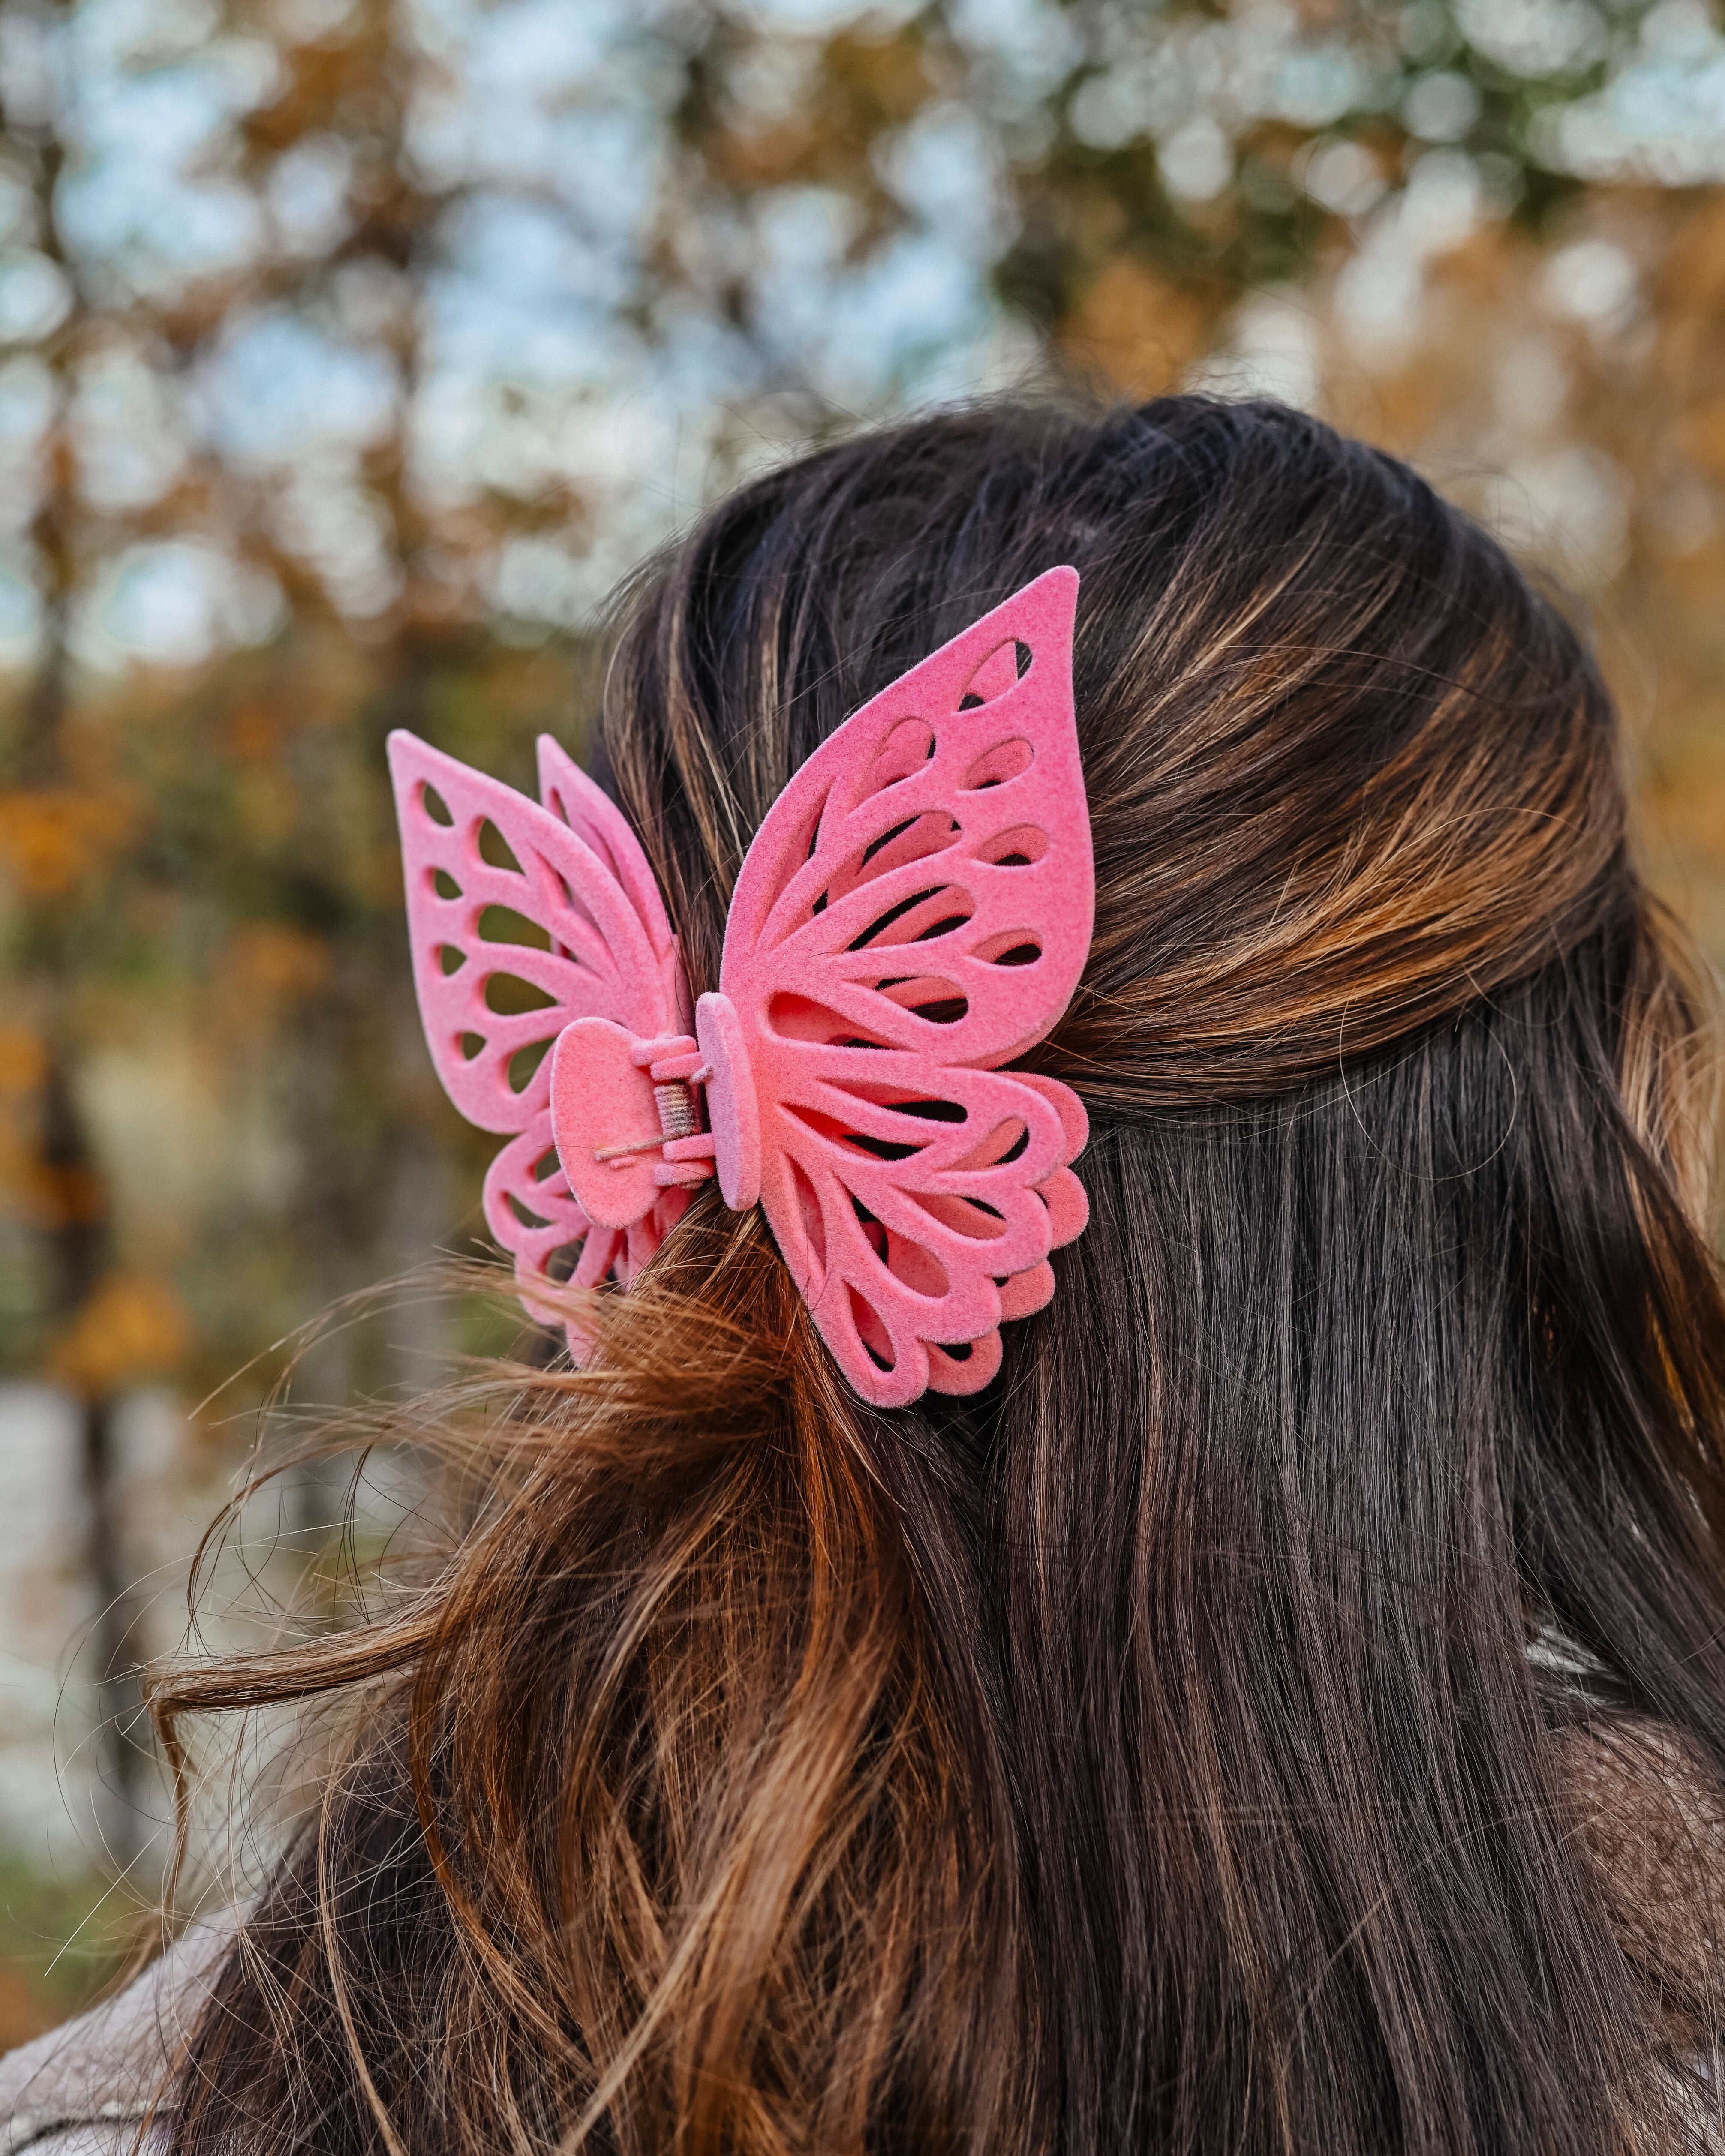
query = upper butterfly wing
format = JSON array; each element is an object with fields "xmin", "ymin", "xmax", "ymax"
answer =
[
  {"xmin": 388, "ymin": 730, "xmax": 686, "ymax": 1311},
  {"xmin": 722, "ymin": 565, "xmax": 1091, "ymax": 1067},
  {"xmin": 536, "ymin": 735, "xmax": 687, "ymax": 1024},
  {"xmin": 716, "ymin": 567, "xmax": 1092, "ymax": 1405}
]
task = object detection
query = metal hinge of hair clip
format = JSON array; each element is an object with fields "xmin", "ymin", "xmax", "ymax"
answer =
[{"xmin": 589, "ymin": 1038, "xmax": 713, "ymax": 1165}]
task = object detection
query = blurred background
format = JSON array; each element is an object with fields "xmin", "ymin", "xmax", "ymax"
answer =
[{"xmin": 1, "ymin": 0, "xmax": 1724, "ymax": 2040}]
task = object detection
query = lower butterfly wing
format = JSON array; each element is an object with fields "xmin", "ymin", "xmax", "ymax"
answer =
[
  {"xmin": 389, "ymin": 731, "xmax": 686, "ymax": 1326},
  {"xmin": 483, "ymin": 1115, "xmax": 689, "ymax": 1350},
  {"xmin": 757, "ymin": 1050, "xmax": 1087, "ymax": 1406},
  {"xmin": 483, "ymin": 1115, "xmax": 616, "ymax": 1326}
]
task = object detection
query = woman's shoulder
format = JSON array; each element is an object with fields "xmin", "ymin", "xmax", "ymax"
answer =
[{"xmin": 0, "ymin": 1907, "xmax": 240, "ymax": 2155}]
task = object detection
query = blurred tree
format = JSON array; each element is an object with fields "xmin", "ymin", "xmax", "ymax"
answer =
[
  {"xmin": 0, "ymin": 0, "xmax": 152, "ymax": 1866},
  {"xmin": 0, "ymin": 0, "xmax": 1723, "ymax": 1883}
]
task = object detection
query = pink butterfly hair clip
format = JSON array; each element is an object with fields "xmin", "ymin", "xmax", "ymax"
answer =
[{"xmin": 388, "ymin": 566, "xmax": 1094, "ymax": 1408}]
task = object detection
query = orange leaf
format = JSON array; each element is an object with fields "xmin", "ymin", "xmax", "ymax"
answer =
[{"xmin": 48, "ymin": 1273, "xmax": 194, "ymax": 1397}]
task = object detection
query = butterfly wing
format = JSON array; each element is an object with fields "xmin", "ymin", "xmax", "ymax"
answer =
[
  {"xmin": 388, "ymin": 731, "xmax": 688, "ymax": 1323},
  {"xmin": 715, "ymin": 567, "xmax": 1092, "ymax": 1405},
  {"xmin": 535, "ymin": 734, "xmax": 687, "ymax": 1024}
]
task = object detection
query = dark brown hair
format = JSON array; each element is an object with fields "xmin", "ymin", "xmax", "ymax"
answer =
[{"xmin": 153, "ymin": 396, "xmax": 1725, "ymax": 2153}]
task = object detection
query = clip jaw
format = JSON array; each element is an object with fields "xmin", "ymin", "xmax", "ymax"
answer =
[
  {"xmin": 550, "ymin": 988, "xmax": 763, "ymax": 1231},
  {"xmin": 550, "ymin": 1023, "xmax": 715, "ymax": 1232}
]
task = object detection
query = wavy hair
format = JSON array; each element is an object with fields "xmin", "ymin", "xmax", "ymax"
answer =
[{"xmin": 153, "ymin": 396, "xmax": 1725, "ymax": 2154}]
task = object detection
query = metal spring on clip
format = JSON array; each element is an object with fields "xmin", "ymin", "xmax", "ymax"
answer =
[
  {"xmin": 653, "ymin": 1080, "xmax": 697, "ymax": 1140},
  {"xmin": 593, "ymin": 1072, "xmax": 709, "ymax": 1164}
]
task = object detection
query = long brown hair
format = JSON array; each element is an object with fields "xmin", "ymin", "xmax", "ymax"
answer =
[{"xmin": 153, "ymin": 396, "xmax": 1725, "ymax": 2153}]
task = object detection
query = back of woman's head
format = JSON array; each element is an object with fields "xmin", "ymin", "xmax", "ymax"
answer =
[{"xmin": 159, "ymin": 396, "xmax": 1725, "ymax": 2156}]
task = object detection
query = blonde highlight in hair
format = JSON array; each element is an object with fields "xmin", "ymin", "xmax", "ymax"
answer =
[{"xmin": 155, "ymin": 398, "xmax": 1725, "ymax": 2155}]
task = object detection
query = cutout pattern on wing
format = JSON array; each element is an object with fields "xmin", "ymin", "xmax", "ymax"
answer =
[
  {"xmin": 715, "ymin": 566, "xmax": 1092, "ymax": 1406},
  {"xmin": 388, "ymin": 731, "xmax": 688, "ymax": 1317}
]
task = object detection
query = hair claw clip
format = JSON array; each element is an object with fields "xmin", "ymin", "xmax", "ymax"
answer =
[{"xmin": 389, "ymin": 567, "xmax": 1094, "ymax": 1408}]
